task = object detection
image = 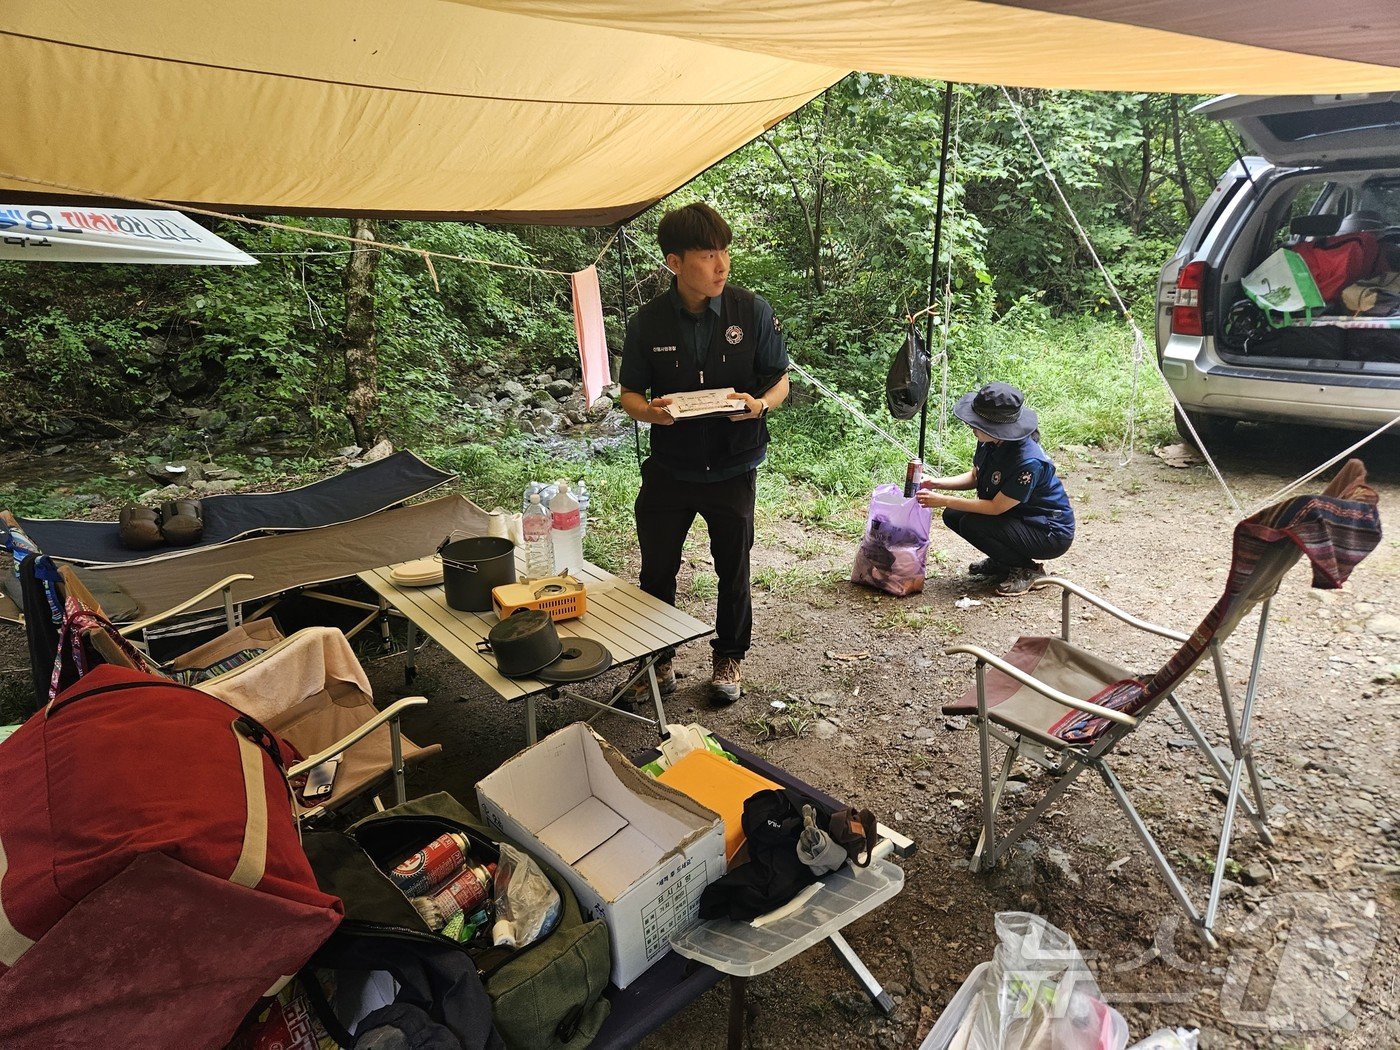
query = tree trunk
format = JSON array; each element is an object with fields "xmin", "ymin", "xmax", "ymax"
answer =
[
  {"xmin": 342, "ymin": 217, "xmax": 382, "ymax": 448},
  {"xmin": 1170, "ymin": 96, "xmax": 1199, "ymax": 219}
]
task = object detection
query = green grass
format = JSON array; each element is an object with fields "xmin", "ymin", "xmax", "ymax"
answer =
[
  {"xmin": 875, "ymin": 607, "xmax": 960, "ymax": 635},
  {"xmin": 752, "ymin": 565, "xmax": 844, "ymax": 597},
  {"xmin": 8, "ymin": 316, "xmax": 1167, "ymax": 572},
  {"xmin": 688, "ymin": 572, "xmax": 718, "ymax": 600},
  {"xmin": 0, "ymin": 475, "xmax": 146, "ymax": 519}
]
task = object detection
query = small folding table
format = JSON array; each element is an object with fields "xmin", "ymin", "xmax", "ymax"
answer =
[
  {"xmin": 594, "ymin": 738, "xmax": 915, "ymax": 1050},
  {"xmin": 358, "ymin": 553, "xmax": 712, "ymax": 744}
]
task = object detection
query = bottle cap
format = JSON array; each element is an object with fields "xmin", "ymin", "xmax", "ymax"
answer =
[{"xmin": 492, "ymin": 919, "xmax": 517, "ymax": 948}]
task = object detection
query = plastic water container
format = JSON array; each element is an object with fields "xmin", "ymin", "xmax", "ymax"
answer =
[
  {"xmin": 549, "ymin": 481, "xmax": 584, "ymax": 573},
  {"xmin": 522, "ymin": 495, "xmax": 554, "ymax": 579},
  {"xmin": 522, "ymin": 481, "xmax": 544, "ymax": 514},
  {"xmin": 539, "ymin": 480, "xmax": 560, "ymax": 509},
  {"xmin": 575, "ymin": 479, "xmax": 589, "ymax": 538}
]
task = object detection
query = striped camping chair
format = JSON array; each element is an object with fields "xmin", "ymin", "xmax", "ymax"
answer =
[{"xmin": 943, "ymin": 459, "xmax": 1381, "ymax": 946}]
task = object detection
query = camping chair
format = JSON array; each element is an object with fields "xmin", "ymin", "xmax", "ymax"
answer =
[
  {"xmin": 195, "ymin": 626, "xmax": 442, "ymax": 821},
  {"xmin": 22, "ymin": 556, "xmax": 438, "ymax": 820},
  {"xmin": 43, "ymin": 560, "xmax": 276, "ymax": 689},
  {"xmin": 942, "ymin": 460, "xmax": 1381, "ymax": 946},
  {"xmin": 7, "ymin": 540, "xmax": 276, "ymax": 715}
]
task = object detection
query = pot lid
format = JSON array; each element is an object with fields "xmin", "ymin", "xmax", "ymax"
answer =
[
  {"xmin": 536, "ymin": 637, "xmax": 613, "ymax": 683},
  {"xmin": 489, "ymin": 608, "xmax": 553, "ymax": 643}
]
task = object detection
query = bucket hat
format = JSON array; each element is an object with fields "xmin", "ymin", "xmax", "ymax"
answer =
[{"xmin": 952, "ymin": 382, "xmax": 1038, "ymax": 441}]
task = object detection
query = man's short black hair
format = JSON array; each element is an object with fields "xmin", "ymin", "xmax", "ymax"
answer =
[{"xmin": 657, "ymin": 203, "xmax": 732, "ymax": 258}]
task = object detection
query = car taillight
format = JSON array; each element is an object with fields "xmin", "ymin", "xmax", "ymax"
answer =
[{"xmin": 1171, "ymin": 261, "xmax": 1208, "ymax": 337}]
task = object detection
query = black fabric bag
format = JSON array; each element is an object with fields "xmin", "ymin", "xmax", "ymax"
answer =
[
  {"xmin": 301, "ymin": 934, "xmax": 504, "ymax": 1050},
  {"xmin": 885, "ymin": 326, "xmax": 931, "ymax": 420},
  {"xmin": 698, "ymin": 788, "xmax": 824, "ymax": 922},
  {"xmin": 303, "ymin": 792, "xmax": 611, "ymax": 1050},
  {"xmin": 18, "ymin": 553, "xmax": 58, "ymax": 715}
]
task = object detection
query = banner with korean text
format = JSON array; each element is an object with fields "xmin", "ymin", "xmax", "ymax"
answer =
[{"xmin": 0, "ymin": 206, "xmax": 256, "ymax": 265}]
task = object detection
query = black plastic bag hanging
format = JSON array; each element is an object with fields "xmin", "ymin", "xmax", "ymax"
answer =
[{"xmin": 885, "ymin": 325, "xmax": 931, "ymax": 421}]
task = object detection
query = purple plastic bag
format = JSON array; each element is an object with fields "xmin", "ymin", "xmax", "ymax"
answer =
[{"xmin": 851, "ymin": 484, "xmax": 932, "ymax": 596}]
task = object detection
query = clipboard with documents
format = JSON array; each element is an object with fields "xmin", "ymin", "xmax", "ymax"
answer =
[{"xmin": 663, "ymin": 387, "xmax": 747, "ymax": 420}]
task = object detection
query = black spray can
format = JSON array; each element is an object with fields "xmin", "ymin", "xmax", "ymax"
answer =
[{"xmin": 903, "ymin": 458, "xmax": 922, "ymax": 498}]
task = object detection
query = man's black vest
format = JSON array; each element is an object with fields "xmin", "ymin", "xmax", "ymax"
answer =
[{"xmin": 633, "ymin": 285, "xmax": 772, "ymax": 477}]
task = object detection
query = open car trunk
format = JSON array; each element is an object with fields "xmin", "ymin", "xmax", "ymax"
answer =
[
  {"xmin": 1211, "ymin": 167, "xmax": 1400, "ymax": 377},
  {"xmin": 1202, "ymin": 95, "xmax": 1400, "ymax": 376}
]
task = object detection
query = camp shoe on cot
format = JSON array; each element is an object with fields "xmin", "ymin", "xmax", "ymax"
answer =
[
  {"xmin": 709, "ymin": 655, "xmax": 742, "ymax": 706},
  {"xmin": 995, "ymin": 563, "xmax": 1046, "ymax": 597}
]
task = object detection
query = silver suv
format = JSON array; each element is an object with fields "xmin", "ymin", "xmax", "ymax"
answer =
[{"xmin": 1156, "ymin": 93, "xmax": 1400, "ymax": 444}]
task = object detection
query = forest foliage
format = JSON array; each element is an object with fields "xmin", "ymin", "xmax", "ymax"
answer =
[{"xmin": 1, "ymin": 81, "xmax": 1236, "ymax": 452}]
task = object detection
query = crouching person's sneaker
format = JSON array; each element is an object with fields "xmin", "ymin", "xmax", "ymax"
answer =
[
  {"xmin": 995, "ymin": 563, "xmax": 1046, "ymax": 597},
  {"xmin": 622, "ymin": 659, "xmax": 676, "ymax": 706},
  {"xmin": 709, "ymin": 655, "xmax": 743, "ymax": 706},
  {"xmin": 968, "ymin": 558, "xmax": 1011, "ymax": 579}
]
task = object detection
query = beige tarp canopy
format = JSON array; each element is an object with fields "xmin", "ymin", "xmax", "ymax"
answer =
[{"xmin": 3, "ymin": 1, "xmax": 1399, "ymax": 224}]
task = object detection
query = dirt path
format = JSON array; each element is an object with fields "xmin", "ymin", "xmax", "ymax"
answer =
[
  {"xmin": 3, "ymin": 424, "xmax": 1395, "ymax": 1048},
  {"xmin": 588, "ymin": 426, "xmax": 1397, "ymax": 1050}
]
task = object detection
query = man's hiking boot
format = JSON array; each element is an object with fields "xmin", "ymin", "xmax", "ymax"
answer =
[
  {"xmin": 995, "ymin": 563, "xmax": 1046, "ymax": 596},
  {"xmin": 709, "ymin": 655, "xmax": 742, "ymax": 706},
  {"xmin": 621, "ymin": 659, "xmax": 676, "ymax": 706},
  {"xmin": 968, "ymin": 558, "xmax": 1011, "ymax": 579}
]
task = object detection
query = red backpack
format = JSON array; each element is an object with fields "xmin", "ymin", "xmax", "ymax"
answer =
[
  {"xmin": 1292, "ymin": 232, "xmax": 1382, "ymax": 302},
  {"xmin": 0, "ymin": 665, "xmax": 342, "ymax": 983}
]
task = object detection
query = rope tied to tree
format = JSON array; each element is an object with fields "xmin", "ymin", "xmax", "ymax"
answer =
[{"xmin": 0, "ymin": 170, "xmax": 620, "ymax": 279}]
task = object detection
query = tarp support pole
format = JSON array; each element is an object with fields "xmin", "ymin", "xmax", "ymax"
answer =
[
  {"xmin": 615, "ymin": 224, "xmax": 642, "ymax": 469},
  {"xmin": 919, "ymin": 81, "xmax": 956, "ymax": 466}
]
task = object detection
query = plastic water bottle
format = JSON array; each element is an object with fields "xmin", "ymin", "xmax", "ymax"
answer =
[
  {"xmin": 575, "ymin": 480, "xmax": 589, "ymax": 538},
  {"xmin": 550, "ymin": 481, "xmax": 584, "ymax": 573},
  {"xmin": 539, "ymin": 480, "xmax": 560, "ymax": 509},
  {"xmin": 523, "ymin": 495, "xmax": 555, "ymax": 579},
  {"xmin": 522, "ymin": 481, "xmax": 544, "ymax": 514}
]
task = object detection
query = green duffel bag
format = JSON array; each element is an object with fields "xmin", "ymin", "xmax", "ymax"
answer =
[{"xmin": 303, "ymin": 791, "xmax": 611, "ymax": 1049}]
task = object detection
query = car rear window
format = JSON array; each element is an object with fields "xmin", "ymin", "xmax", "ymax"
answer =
[{"xmin": 1260, "ymin": 100, "xmax": 1400, "ymax": 144}]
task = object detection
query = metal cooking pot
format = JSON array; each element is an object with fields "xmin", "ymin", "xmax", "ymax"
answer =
[
  {"xmin": 476, "ymin": 609, "xmax": 563, "ymax": 678},
  {"xmin": 439, "ymin": 535, "xmax": 517, "ymax": 612}
]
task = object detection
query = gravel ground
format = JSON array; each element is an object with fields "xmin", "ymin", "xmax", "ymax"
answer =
[{"xmin": 3, "ymin": 422, "xmax": 1396, "ymax": 1049}]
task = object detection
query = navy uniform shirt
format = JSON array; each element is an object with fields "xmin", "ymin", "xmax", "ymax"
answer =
[
  {"xmin": 972, "ymin": 437, "xmax": 1075, "ymax": 535},
  {"xmin": 621, "ymin": 281, "xmax": 789, "ymax": 483}
]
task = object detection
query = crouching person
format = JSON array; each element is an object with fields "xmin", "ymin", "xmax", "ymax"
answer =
[{"xmin": 916, "ymin": 382, "xmax": 1074, "ymax": 596}]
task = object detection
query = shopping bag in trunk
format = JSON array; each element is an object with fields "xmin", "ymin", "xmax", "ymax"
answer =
[
  {"xmin": 851, "ymin": 484, "xmax": 932, "ymax": 596},
  {"xmin": 1241, "ymin": 249, "xmax": 1326, "ymax": 327}
]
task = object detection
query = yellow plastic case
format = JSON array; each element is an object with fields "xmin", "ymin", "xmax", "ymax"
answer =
[{"xmin": 491, "ymin": 574, "xmax": 587, "ymax": 622}]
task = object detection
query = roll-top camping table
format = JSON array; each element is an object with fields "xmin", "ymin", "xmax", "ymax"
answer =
[{"xmin": 358, "ymin": 553, "xmax": 712, "ymax": 744}]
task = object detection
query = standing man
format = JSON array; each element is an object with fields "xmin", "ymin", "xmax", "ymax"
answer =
[{"xmin": 620, "ymin": 203, "xmax": 790, "ymax": 705}]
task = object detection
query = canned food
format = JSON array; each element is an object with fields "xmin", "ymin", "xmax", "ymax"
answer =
[
  {"xmin": 388, "ymin": 832, "xmax": 471, "ymax": 897},
  {"xmin": 426, "ymin": 862, "xmax": 497, "ymax": 926}
]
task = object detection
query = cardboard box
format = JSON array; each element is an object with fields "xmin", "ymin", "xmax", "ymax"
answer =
[{"xmin": 476, "ymin": 723, "xmax": 726, "ymax": 989}]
